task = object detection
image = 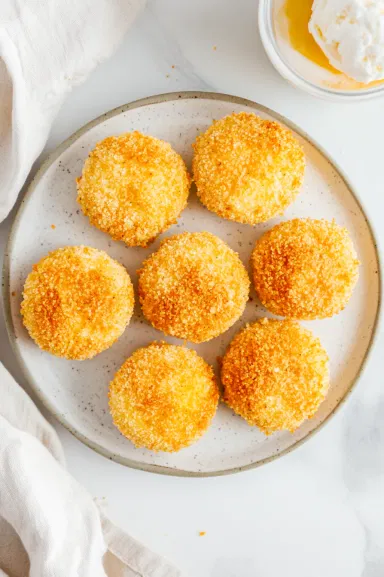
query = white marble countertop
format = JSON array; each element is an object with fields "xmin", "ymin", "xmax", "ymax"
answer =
[{"xmin": 1, "ymin": 1, "xmax": 383, "ymax": 575}]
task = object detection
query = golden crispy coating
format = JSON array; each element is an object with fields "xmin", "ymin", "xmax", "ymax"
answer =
[
  {"xmin": 77, "ymin": 132, "xmax": 190, "ymax": 247},
  {"xmin": 222, "ymin": 318, "xmax": 329, "ymax": 434},
  {"xmin": 109, "ymin": 342, "xmax": 219, "ymax": 452},
  {"xmin": 251, "ymin": 218, "xmax": 359, "ymax": 320},
  {"xmin": 138, "ymin": 232, "xmax": 250, "ymax": 343},
  {"xmin": 21, "ymin": 246, "xmax": 134, "ymax": 360},
  {"xmin": 192, "ymin": 112, "xmax": 305, "ymax": 224}
]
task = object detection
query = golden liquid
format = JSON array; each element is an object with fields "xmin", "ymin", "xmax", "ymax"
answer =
[{"xmin": 284, "ymin": 0, "xmax": 339, "ymax": 74}]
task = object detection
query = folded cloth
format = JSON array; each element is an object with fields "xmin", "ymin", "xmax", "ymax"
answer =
[
  {"xmin": 0, "ymin": 0, "xmax": 144, "ymax": 222},
  {"xmin": 0, "ymin": 362, "xmax": 182, "ymax": 577}
]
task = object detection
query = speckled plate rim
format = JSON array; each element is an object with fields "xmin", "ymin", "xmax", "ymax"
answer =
[{"xmin": 2, "ymin": 91, "xmax": 383, "ymax": 477}]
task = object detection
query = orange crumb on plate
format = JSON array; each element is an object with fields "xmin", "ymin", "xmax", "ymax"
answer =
[
  {"xmin": 199, "ymin": 531, "xmax": 206, "ymax": 536},
  {"xmin": 51, "ymin": 224, "xmax": 56, "ymax": 229}
]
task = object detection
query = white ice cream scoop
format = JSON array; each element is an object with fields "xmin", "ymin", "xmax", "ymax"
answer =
[{"xmin": 309, "ymin": 0, "xmax": 384, "ymax": 83}]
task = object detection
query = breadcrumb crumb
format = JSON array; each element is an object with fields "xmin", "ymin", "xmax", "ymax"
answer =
[
  {"xmin": 222, "ymin": 318, "xmax": 329, "ymax": 434},
  {"xmin": 192, "ymin": 112, "xmax": 305, "ymax": 224},
  {"xmin": 77, "ymin": 132, "xmax": 190, "ymax": 247},
  {"xmin": 251, "ymin": 218, "xmax": 359, "ymax": 319},
  {"xmin": 21, "ymin": 246, "xmax": 134, "ymax": 360},
  {"xmin": 109, "ymin": 342, "xmax": 219, "ymax": 452},
  {"xmin": 138, "ymin": 232, "xmax": 250, "ymax": 343}
]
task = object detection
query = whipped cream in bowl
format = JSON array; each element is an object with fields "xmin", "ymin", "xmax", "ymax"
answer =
[
  {"xmin": 310, "ymin": 0, "xmax": 384, "ymax": 83},
  {"xmin": 259, "ymin": 0, "xmax": 384, "ymax": 100}
]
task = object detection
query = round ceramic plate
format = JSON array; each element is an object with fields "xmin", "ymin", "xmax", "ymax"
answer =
[{"xmin": 3, "ymin": 92, "xmax": 381, "ymax": 476}]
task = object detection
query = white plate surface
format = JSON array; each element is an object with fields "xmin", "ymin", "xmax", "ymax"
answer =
[{"xmin": 4, "ymin": 92, "xmax": 381, "ymax": 476}]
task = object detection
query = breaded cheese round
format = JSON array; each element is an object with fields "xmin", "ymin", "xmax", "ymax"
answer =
[
  {"xmin": 138, "ymin": 232, "xmax": 250, "ymax": 343},
  {"xmin": 222, "ymin": 318, "xmax": 329, "ymax": 434},
  {"xmin": 251, "ymin": 218, "xmax": 359, "ymax": 320},
  {"xmin": 192, "ymin": 112, "xmax": 305, "ymax": 224},
  {"xmin": 109, "ymin": 342, "xmax": 219, "ymax": 452},
  {"xmin": 21, "ymin": 246, "xmax": 134, "ymax": 360},
  {"xmin": 77, "ymin": 132, "xmax": 190, "ymax": 247}
]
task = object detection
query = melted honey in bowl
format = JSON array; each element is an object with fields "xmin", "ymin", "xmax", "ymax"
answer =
[{"xmin": 284, "ymin": 0, "xmax": 339, "ymax": 73}]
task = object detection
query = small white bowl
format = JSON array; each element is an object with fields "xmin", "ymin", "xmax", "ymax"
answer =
[{"xmin": 259, "ymin": 0, "xmax": 384, "ymax": 102}]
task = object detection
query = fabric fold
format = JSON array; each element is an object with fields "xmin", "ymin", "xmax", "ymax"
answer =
[
  {"xmin": 0, "ymin": 0, "xmax": 144, "ymax": 222},
  {"xmin": 0, "ymin": 364, "xmax": 181, "ymax": 577}
]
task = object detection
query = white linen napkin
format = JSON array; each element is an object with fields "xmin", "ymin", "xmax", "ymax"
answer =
[
  {"xmin": 0, "ymin": 0, "xmax": 144, "ymax": 223},
  {"xmin": 0, "ymin": 361, "xmax": 182, "ymax": 577}
]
